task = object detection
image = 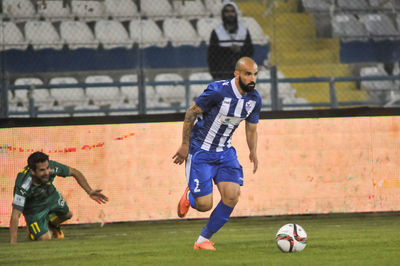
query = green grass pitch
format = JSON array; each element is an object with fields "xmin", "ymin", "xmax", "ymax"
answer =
[{"xmin": 0, "ymin": 212, "xmax": 399, "ymax": 266}]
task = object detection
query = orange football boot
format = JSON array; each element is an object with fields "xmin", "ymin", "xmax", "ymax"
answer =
[
  {"xmin": 177, "ymin": 186, "xmax": 190, "ymax": 218},
  {"xmin": 193, "ymin": 240, "xmax": 216, "ymax": 250}
]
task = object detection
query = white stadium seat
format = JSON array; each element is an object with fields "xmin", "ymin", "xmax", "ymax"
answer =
[
  {"xmin": 154, "ymin": 73, "xmax": 186, "ymax": 107},
  {"xmin": 85, "ymin": 75, "xmax": 122, "ymax": 106},
  {"xmin": 204, "ymin": 0, "xmax": 224, "ymax": 17},
  {"xmin": 2, "ymin": 0, "xmax": 37, "ymax": 20},
  {"xmin": 188, "ymin": 72, "xmax": 212, "ymax": 104},
  {"xmin": 60, "ymin": 20, "xmax": 99, "ymax": 49},
  {"xmin": 173, "ymin": 0, "xmax": 209, "ymax": 19},
  {"xmin": 73, "ymin": 104, "xmax": 106, "ymax": 116},
  {"xmin": 25, "ymin": 21, "xmax": 64, "ymax": 50},
  {"xmin": 361, "ymin": 14, "xmax": 400, "ymax": 39},
  {"xmin": 163, "ymin": 18, "xmax": 201, "ymax": 47},
  {"xmin": 49, "ymin": 77, "xmax": 87, "ymax": 107},
  {"xmin": 129, "ymin": 19, "xmax": 167, "ymax": 48},
  {"xmin": 37, "ymin": 0, "xmax": 73, "ymax": 21},
  {"xmin": 71, "ymin": 0, "xmax": 105, "ymax": 20},
  {"xmin": 140, "ymin": 0, "xmax": 175, "ymax": 19},
  {"xmin": 240, "ymin": 17, "xmax": 269, "ymax": 45},
  {"xmin": 104, "ymin": 0, "xmax": 139, "ymax": 20},
  {"xmin": 120, "ymin": 74, "xmax": 139, "ymax": 105},
  {"xmin": 197, "ymin": 17, "xmax": 221, "ymax": 43},
  {"xmin": 95, "ymin": 20, "xmax": 133, "ymax": 49},
  {"xmin": 14, "ymin": 78, "xmax": 44, "ymax": 105},
  {"xmin": 0, "ymin": 22, "xmax": 28, "ymax": 51},
  {"xmin": 332, "ymin": 14, "xmax": 368, "ymax": 41}
]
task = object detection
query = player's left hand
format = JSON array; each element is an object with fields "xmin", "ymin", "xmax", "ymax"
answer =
[
  {"xmin": 89, "ymin": 189, "xmax": 109, "ymax": 204},
  {"xmin": 249, "ymin": 152, "xmax": 258, "ymax": 174}
]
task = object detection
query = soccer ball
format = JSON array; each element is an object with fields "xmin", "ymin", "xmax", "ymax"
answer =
[{"xmin": 276, "ymin": 223, "xmax": 307, "ymax": 253}]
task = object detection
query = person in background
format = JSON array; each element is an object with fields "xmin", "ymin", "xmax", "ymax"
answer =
[{"xmin": 208, "ymin": 1, "xmax": 254, "ymax": 80}]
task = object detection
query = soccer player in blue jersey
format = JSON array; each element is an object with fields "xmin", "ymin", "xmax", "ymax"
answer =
[
  {"xmin": 9, "ymin": 152, "xmax": 108, "ymax": 244},
  {"xmin": 173, "ymin": 57, "xmax": 261, "ymax": 250}
]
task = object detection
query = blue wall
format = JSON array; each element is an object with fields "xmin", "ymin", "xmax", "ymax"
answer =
[
  {"xmin": 340, "ymin": 39, "xmax": 400, "ymax": 64},
  {"xmin": 0, "ymin": 43, "xmax": 269, "ymax": 74}
]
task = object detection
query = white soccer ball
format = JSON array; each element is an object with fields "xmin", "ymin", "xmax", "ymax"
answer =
[{"xmin": 275, "ymin": 223, "xmax": 307, "ymax": 253}]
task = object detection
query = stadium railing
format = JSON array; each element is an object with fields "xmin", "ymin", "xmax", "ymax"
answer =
[{"xmin": 3, "ymin": 71, "xmax": 400, "ymax": 118}]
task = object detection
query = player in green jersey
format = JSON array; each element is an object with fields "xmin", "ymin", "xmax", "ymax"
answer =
[{"xmin": 10, "ymin": 152, "xmax": 108, "ymax": 244}]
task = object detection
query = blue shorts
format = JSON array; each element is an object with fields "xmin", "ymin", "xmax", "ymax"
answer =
[{"xmin": 185, "ymin": 146, "xmax": 244, "ymax": 197}]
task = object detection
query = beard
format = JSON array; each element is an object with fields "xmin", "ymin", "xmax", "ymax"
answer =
[
  {"xmin": 239, "ymin": 76, "xmax": 256, "ymax": 92},
  {"xmin": 222, "ymin": 16, "xmax": 238, "ymax": 33}
]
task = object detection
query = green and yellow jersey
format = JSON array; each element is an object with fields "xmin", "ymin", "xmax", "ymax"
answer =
[{"xmin": 12, "ymin": 160, "xmax": 70, "ymax": 215}]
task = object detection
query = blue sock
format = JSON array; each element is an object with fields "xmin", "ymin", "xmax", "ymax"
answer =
[
  {"xmin": 200, "ymin": 201, "xmax": 234, "ymax": 239},
  {"xmin": 188, "ymin": 191, "xmax": 196, "ymax": 209}
]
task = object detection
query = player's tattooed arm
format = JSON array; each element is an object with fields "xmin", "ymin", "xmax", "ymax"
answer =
[
  {"xmin": 173, "ymin": 104, "xmax": 203, "ymax": 165},
  {"xmin": 182, "ymin": 104, "xmax": 203, "ymax": 145}
]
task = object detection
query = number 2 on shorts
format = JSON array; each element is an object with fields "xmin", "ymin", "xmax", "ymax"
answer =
[{"xmin": 194, "ymin": 178, "xmax": 201, "ymax": 192}]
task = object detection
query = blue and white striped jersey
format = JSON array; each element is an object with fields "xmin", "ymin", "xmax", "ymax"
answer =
[{"xmin": 191, "ymin": 78, "xmax": 262, "ymax": 152}]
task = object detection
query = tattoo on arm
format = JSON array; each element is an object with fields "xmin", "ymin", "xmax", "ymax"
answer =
[{"xmin": 182, "ymin": 104, "xmax": 203, "ymax": 144}]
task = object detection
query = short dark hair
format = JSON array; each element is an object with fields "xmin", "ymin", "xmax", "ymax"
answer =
[{"xmin": 28, "ymin": 152, "xmax": 49, "ymax": 171}]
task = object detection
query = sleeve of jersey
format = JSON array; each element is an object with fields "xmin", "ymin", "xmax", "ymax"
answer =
[
  {"xmin": 195, "ymin": 84, "xmax": 223, "ymax": 113},
  {"xmin": 246, "ymin": 96, "xmax": 262, "ymax": 124},
  {"xmin": 52, "ymin": 161, "xmax": 70, "ymax": 178},
  {"xmin": 12, "ymin": 186, "xmax": 26, "ymax": 212}
]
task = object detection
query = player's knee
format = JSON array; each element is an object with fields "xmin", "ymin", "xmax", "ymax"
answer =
[
  {"xmin": 65, "ymin": 211, "xmax": 73, "ymax": 219},
  {"xmin": 221, "ymin": 191, "xmax": 240, "ymax": 207},
  {"xmin": 196, "ymin": 203, "xmax": 213, "ymax": 212},
  {"xmin": 38, "ymin": 231, "xmax": 52, "ymax": 241}
]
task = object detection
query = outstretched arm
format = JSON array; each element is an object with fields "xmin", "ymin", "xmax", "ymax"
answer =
[
  {"xmin": 245, "ymin": 121, "xmax": 258, "ymax": 173},
  {"xmin": 172, "ymin": 103, "xmax": 203, "ymax": 165},
  {"xmin": 9, "ymin": 208, "xmax": 22, "ymax": 244},
  {"xmin": 69, "ymin": 167, "xmax": 108, "ymax": 204}
]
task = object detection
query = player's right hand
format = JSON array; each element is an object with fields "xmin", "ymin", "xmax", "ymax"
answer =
[{"xmin": 172, "ymin": 144, "xmax": 189, "ymax": 165}]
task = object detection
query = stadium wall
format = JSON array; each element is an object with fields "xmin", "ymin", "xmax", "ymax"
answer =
[{"xmin": 1, "ymin": 108, "xmax": 400, "ymax": 227}]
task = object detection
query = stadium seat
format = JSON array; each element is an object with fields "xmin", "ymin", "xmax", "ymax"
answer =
[
  {"xmin": 49, "ymin": 77, "xmax": 88, "ymax": 107},
  {"xmin": 129, "ymin": 19, "xmax": 168, "ymax": 48},
  {"xmin": 32, "ymin": 88, "xmax": 55, "ymax": 108},
  {"xmin": 120, "ymin": 74, "xmax": 139, "ymax": 105},
  {"xmin": 24, "ymin": 21, "xmax": 64, "ymax": 50},
  {"xmin": 85, "ymin": 75, "xmax": 122, "ymax": 106},
  {"xmin": 361, "ymin": 13, "xmax": 400, "ymax": 39},
  {"xmin": 397, "ymin": 14, "xmax": 400, "ymax": 30},
  {"xmin": 331, "ymin": 14, "xmax": 368, "ymax": 41},
  {"xmin": 37, "ymin": 105, "xmax": 71, "ymax": 118},
  {"xmin": 154, "ymin": 73, "xmax": 186, "ymax": 108},
  {"xmin": 173, "ymin": 0, "xmax": 209, "ymax": 19},
  {"xmin": 163, "ymin": 18, "xmax": 201, "ymax": 47},
  {"xmin": 360, "ymin": 66, "xmax": 394, "ymax": 92},
  {"xmin": 0, "ymin": 22, "xmax": 28, "ymax": 51},
  {"xmin": 197, "ymin": 17, "xmax": 221, "ymax": 43},
  {"xmin": 204, "ymin": 0, "xmax": 224, "ymax": 17},
  {"xmin": 108, "ymin": 101, "xmax": 138, "ymax": 116},
  {"xmin": 188, "ymin": 72, "xmax": 212, "ymax": 104},
  {"xmin": 302, "ymin": 0, "xmax": 332, "ymax": 12},
  {"xmin": 104, "ymin": 0, "xmax": 139, "ymax": 21},
  {"xmin": 140, "ymin": 0, "xmax": 175, "ymax": 19},
  {"xmin": 60, "ymin": 20, "xmax": 99, "ymax": 50},
  {"xmin": 14, "ymin": 77, "xmax": 44, "ymax": 106},
  {"xmin": 257, "ymin": 69, "xmax": 272, "ymax": 103},
  {"xmin": 337, "ymin": 0, "xmax": 369, "ymax": 11},
  {"xmin": 8, "ymin": 103, "xmax": 30, "ymax": 117},
  {"xmin": 73, "ymin": 104, "xmax": 106, "ymax": 116},
  {"xmin": 2, "ymin": 0, "xmax": 37, "ymax": 21},
  {"xmin": 71, "ymin": 0, "xmax": 105, "ymax": 20},
  {"xmin": 37, "ymin": 0, "xmax": 73, "ymax": 21},
  {"xmin": 95, "ymin": 20, "xmax": 133, "ymax": 49},
  {"xmin": 240, "ymin": 17, "xmax": 269, "ymax": 45},
  {"xmin": 368, "ymin": 0, "xmax": 394, "ymax": 10}
]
